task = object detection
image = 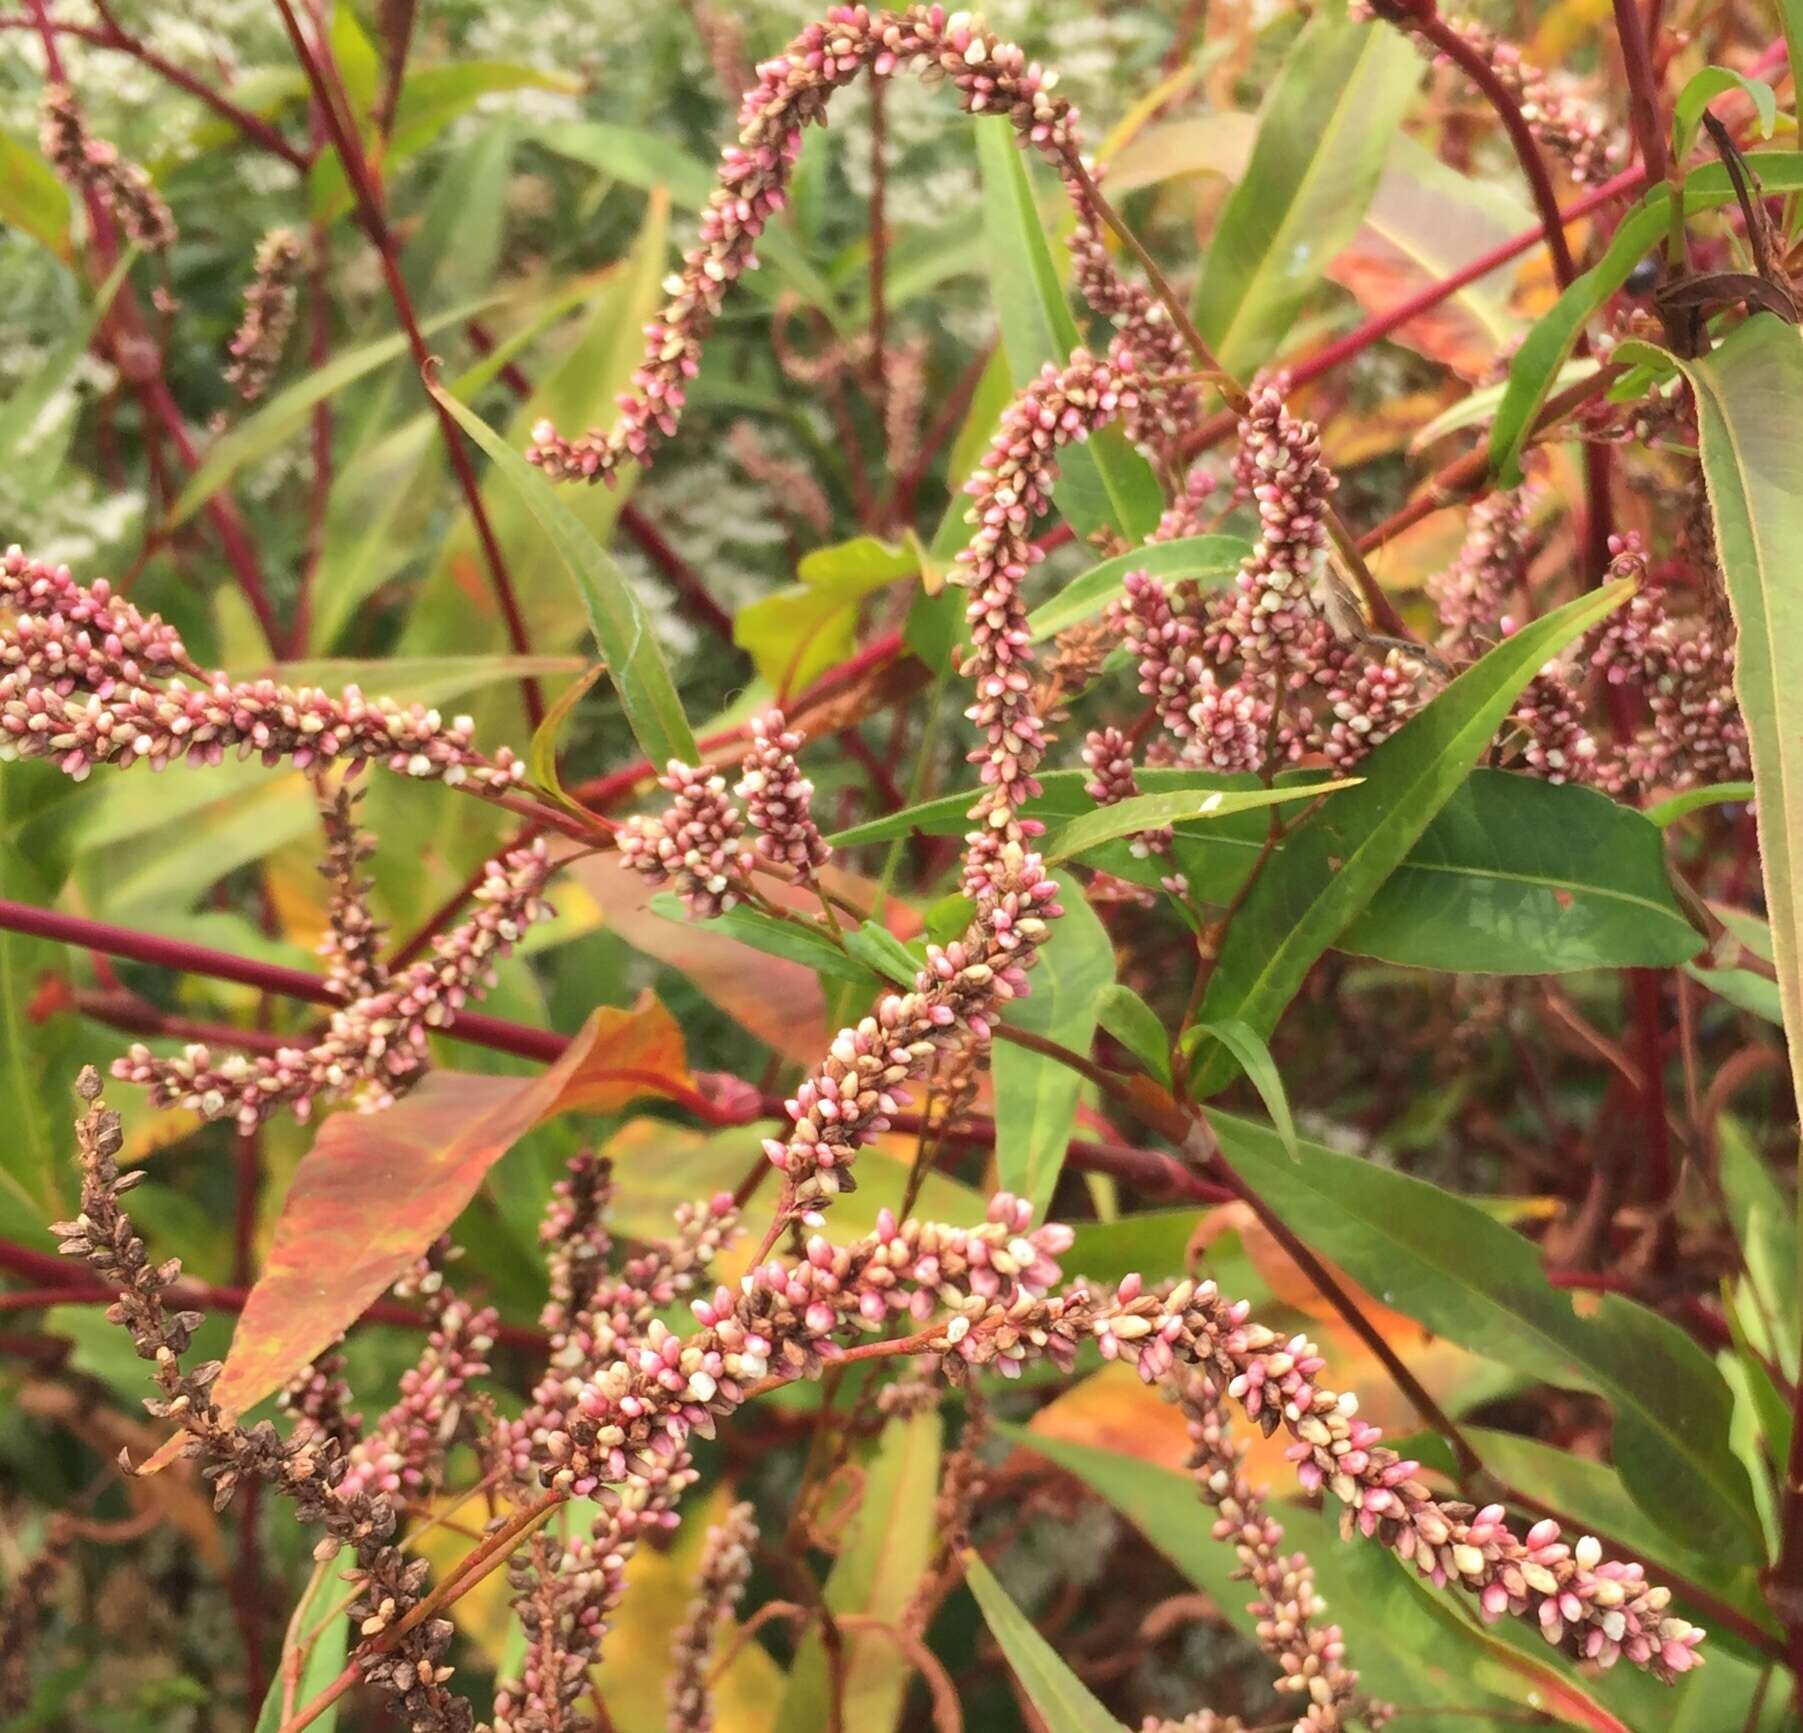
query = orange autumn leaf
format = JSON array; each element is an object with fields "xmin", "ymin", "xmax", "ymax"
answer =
[
  {"xmin": 571, "ymin": 851, "xmax": 919, "ymax": 1066},
  {"xmin": 207, "ymin": 992, "xmax": 694, "ymax": 1425}
]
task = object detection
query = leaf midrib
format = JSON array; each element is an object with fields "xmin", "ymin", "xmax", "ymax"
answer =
[
  {"xmin": 1209, "ymin": 595, "xmax": 1624, "ymax": 1022},
  {"xmin": 1214, "ymin": 29, "xmax": 1391, "ymax": 366}
]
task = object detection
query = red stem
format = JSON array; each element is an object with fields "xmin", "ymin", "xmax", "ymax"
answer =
[
  {"xmin": 24, "ymin": 5, "xmax": 286, "ymax": 652},
  {"xmin": 1407, "ymin": 6, "xmax": 1576, "ymax": 288},
  {"xmin": 0, "ymin": 1240, "xmax": 548, "ymax": 1352},
  {"xmin": 2, "ymin": 15, "xmax": 310, "ymax": 169},
  {"xmin": 271, "ymin": 0, "xmax": 546, "ymax": 730},
  {"xmin": 618, "ymin": 504, "xmax": 735, "ymax": 642},
  {"xmin": 1611, "ymin": 0, "xmax": 1670, "ymax": 189}
]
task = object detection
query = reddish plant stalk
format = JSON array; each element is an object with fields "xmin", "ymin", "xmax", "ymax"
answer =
[
  {"xmin": 270, "ymin": 0, "xmax": 547, "ymax": 730},
  {"xmin": 1396, "ymin": 2, "xmax": 1577, "ymax": 287},
  {"xmin": 1611, "ymin": 0, "xmax": 1671, "ymax": 189},
  {"xmin": 1, "ymin": 14, "xmax": 310, "ymax": 169},
  {"xmin": 23, "ymin": 3, "xmax": 286, "ymax": 653}
]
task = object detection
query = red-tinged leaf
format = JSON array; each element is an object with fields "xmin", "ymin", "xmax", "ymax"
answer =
[
  {"xmin": 571, "ymin": 852, "xmax": 918, "ymax": 1067},
  {"xmin": 1326, "ymin": 137, "xmax": 1532, "ymax": 380},
  {"xmin": 207, "ymin": 994, "xmax": 693, "ymax": 1424}
]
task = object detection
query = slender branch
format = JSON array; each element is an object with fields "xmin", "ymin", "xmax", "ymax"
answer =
[
  {"xmin": 270, "ymin": 0, "xmax": 546, "ymax": 729},
  {"xmin": 0, "ymin": 15, "xmax": 310, "ymax": 169},
  {"xmin": 1198, "ymin": 1125, "xmax": 1485, "ymax": 1479},
  {"xmin": 1611, "ymin": 0, "xmax": 1670, "ymax": 190},
  {"xmin": 22, "ymin": 6, "xmax": 286, "ymax": 651},
  {"xmin": 1396, "ymin": 4, "xmax": 1576, "ymax": 288}
]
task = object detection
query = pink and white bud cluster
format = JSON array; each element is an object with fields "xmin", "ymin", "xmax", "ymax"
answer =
[
  {"xmin": 1310, "ymin": 639, "xmax": 1425, "ymax": 768},
  {"xmin": 226, "ymin": 228, "xmax": 305, "ymax": 402},
  {"xmin": 1067, "ymin": 184, "xmax": 1196, "ymax": 448},
  {"xmin": 1153, "ymin": 464, "xmax": 1222, "ymax": 544},
  {"xmin": 1442, "ymin": 18, "xmax": 1617, "ymax": 185},
  {"xmin": 735, "ymin": 709, "xmax": 831, "ymax": 878},
  {"xmin": 40, "ymin": 85, "xmax": 177, "ymax": 253},
  {"xmin": 1223, "ymin": 385, "xmax": 1334, "ymax": 671},
  {"xmin": 762, "ymin": 846, "xmax": 1061, "ymax": 1216},
  {"xmin": 1081, "ymin": 1274, "xmax": 1704, "ymax": 1682},
  {"xmin": 1177, "ymin": 1373, "xmax": 1368, "ymax": 1732},
  {"xmin": 1111, "ymin": 568, "xmax": 1273, "ymax": 774},
  {"xmin": 496, "ymin": 1169, "xmax": 739, "ymax": 1728},
  {"xmin": 527, "ymin": 6, "xmax": 1091, "ymax": 485},
  {"xmin": 1509, "ymin": 668, "xmax": 1601, "ymax": 785},
  {"xmin": 339, "ymin": 1260, "xmax": 496, "ymax": 1502},
  {"xmin": 666, "ymin": 1499, "xmax": 758, "ymax": 1733},
  {"xmin": 316, "ymin": 780, "xmax": 388, "ymax": 1004},
  {"xmin": 1588, "ymin": 540, "xmax": 1747, "ymax": 791},
  {"xmin": 1081, "ymin": 726, "xmax": 1171, "ymax": 857},
  {"xmin": 2, "ymin": 545, "xmax": 197, "ymax": 690},
  {"xmin": 1431, "ymin": 488, "xmax": 1531, "ymax": 664},
  {"xmin": 955, "ymin": 348, "xmax": 1141, "ymax": 870},
  {"xmin": 537, "ymin": 1150, "xmax": 615, "ymax": 1342},
  {"xmin": 532, "ymin": 1193, "xmax": 1072, "ymax": 1495},
  {"xmin": 114, "ymin": 839, "xmax": 553, "ymax": 1131},
  {"xmin": 618, "ymin": 761, "xmax": 754, "ymax": 919},
  {"xmin": 0, "ymin": 550, "xmax": 524, "ymax": 791}
]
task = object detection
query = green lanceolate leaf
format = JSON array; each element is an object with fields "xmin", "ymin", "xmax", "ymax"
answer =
[
  {"xmin": 1488, "ymin": 156, "xmax": 1803, "ymax": 482},
  {"xmin": 1646, "ymin": 780, "xmax": 1756, "ymax": 825},
  {"xmin": 1671, "ymin": 68, "xmax": 1777, "ymax": 167},
  {"xmin": 831, "ymin": 767, "xmax": 1703, "ymax": 976},
  {"xmin": 843, "ymin": 920, "xmax": 923, "ymax": 989},
  {"xmin": 1045, "ymin": 777, "xmax": 1360, "ymax": 865},
  {"xmin": 1666, "ymin": 316, "xmax": 1803, "ymax": 1132},
  {"xmin": 1027, "ymin": 534, "xmax": 1251, "ymax": 642},
  {"xmin": 964, "ymin": 1552, "xmax": 1128, "ymax": 1733},
  {"xmin": 429, "ymin": 384, "xmax": 698, "ymax": 770},
  {"xmin": 1188, "ymin": 583, "xmax": 1631, "ymax": 1094},
  {"xmin": 1096, "ymin": 982, "xmax": 1171, "ymax": 1088},
  {"xmin": 170, "ymin": 294, "xmax": 502, "ymax": 529},
  {"xmin": 648, "ymin": 894, "xmax": 877, "ymax": 988},
  {"xmin": 1209, "ymin": 1109, "xmax": 1765, "ymax": 1561},
  {"xmin": 527, "ymin": 664, "xmax": 608, "ymax": 817},
  {"xmin": 0, "ymin": 250, "xmax": 134, "ymax": 484},
  {"xmin": 254, "ymin": 1552, "xmax": 353, "ymax": 1733},
  {"xmin": 974, "ymin": 118, "xmax": 1163, "ymax": 542},
  {"xmin": 1185, "ymin": 1018, "xmax": 1297, "ymax": 1158},
  {"xmin": 774, "ymin": 1413, "xmax": 942, "ymax": 1733},
  {"xmin": 0, "ymin": 131, "xmax": 71, "ymax": 259},
  {"xmin": 1191, "ymin": 5, "xmax": 1419, "ymax": 377},
  {"xmin": 994, "ymin": 873, "xmax": 1113, "ymax": 1218}
]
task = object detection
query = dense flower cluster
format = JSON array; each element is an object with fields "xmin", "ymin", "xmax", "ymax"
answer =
[
  {"xmin": 40, "ymin": 85, "xmax": 177, "ymax": 253},
  {"xmin": 0, "ymin": 548, "xmax": 525, "ymax": 790},
  {"xmin": 1588, "ymin": 540, "xmax": 1747, "ymax": 790},
  {"xmin": 763, "ymin": 844, "xmax": 1061, "ymax": 1216},
  {"xmin": 527, "ymin": 6, "xmax": 1174, "ymax": 487},
  {"xmin": 1441, "ymin": 15, "xmax": 1616, "ymax": 184},
  {"xmin": 1082, "ymin": 724, "xmax": 1172, "ymax": 856},
  {"xmin": 735, "ymin": 708, "xmax": 832, "ymax": 878},
  {"xmin": 339, "ymin": 1251, "xmax": 497, "ymax": 1502},
  {"xmin": 1177, "ymin": 1373, "xmax": 1371, "ymax": 1732},
  {"xmin": 957, "ymin": 349, "xmax": 1141, "ymax": 869},
  {"xmin": 618, "ymin": 760, "xmax": 754, "ymax": 918},
  {"xmin": 52, "ymin": 1072, "xmax": 472, "ymax": 1732},
  {"xmin": 665, "ymin": 1500, "xmax": 757, "ymax": 1733},
  {"xmin": 114, "ymin": 838, "xmax": 553, "ymax": 1130},
  {"xmin": 1430, "ymin": 487, "xmax": 1531, "ymax": 665},
  {"xmin": 488, "ymin": 1158, "xmax": 743, "ymax": 1731},
  {"xmin": 225, "ymin": 227, "xmax": 305, "ymax": 401}
]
